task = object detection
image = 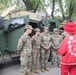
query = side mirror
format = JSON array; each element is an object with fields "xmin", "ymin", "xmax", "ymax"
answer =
[{"xmin": 0, "ymin": 16, "xmax": 4, "ymax": 29}]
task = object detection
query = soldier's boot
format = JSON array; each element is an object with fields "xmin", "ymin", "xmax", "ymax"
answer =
[
  {"xmin": 20, "ymin": 69, "xmax": 25, "ymax": 75},
  {"xmin": 50, "ymin": 64, "xmax": 54, "ymax": 69},
  {"xmin": 20, "ymin": 72, "xmax": 26, "ymax": 75},
  {"xmin": 58, "ymin": 64, "xmax": 61, "ymax": 68},
  {"xmin": 44, "ymin": 67, "xmax": 49, "ymax": 71},
  {"xmin": 41, "ymin": 68, "xmax": 45, "ymax": 72},
  {"xmin": 26, "ymin": 73, "xmax": 28, "ymax": 75},
  {"xmin": 20, "ymin": 73, "xmax": 24, "ymax": 75},
  {"xmin": 30, "ymin": 72, "xmax": 34, "ymax": 75},
  {"xmin": 34, "ymin": 68, "xmax": 40, "ymax": 74}
]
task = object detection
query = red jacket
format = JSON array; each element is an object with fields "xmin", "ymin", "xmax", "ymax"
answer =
[{"xmin": 58, "ymin": 35, "xmax": 76, "ymax": 65}]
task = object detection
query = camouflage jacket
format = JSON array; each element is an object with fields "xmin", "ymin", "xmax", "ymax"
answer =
[
  {"xmin": 17, "ymin": 33, "xmax": 32, "ymax": 54},
  {"xmin": 32, "ymin": 35, "xmax": 41, "ymax": 48},
  {"xmin": 51, "ymin": 34, "xmax": 62, "ymax": 49},
  {"xmin": 40, "ymin": 32, "xmax": 52, "ymax": 49},
  {"xmin": 31, "ymin": 35, "xmax": 41, "ymax": 53}
]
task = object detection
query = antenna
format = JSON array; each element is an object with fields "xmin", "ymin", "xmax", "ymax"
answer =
[{"xmin": 1, "ymin": 4, "xmax": 16, "ymax": 17}]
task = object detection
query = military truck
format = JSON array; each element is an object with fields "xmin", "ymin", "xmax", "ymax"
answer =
[
  {"xmin": 0, "ymin": 10, "xmax": 60, "ymax": 62},
  {"xmin": 0, "ymin": 10, "xmax": 42, "ymax": 62},
  {"xmin": 41, "ymin": 18, "xmax": 60, "ymax": 34}
]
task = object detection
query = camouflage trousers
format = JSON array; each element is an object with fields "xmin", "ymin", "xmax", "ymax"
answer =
[
  {"xmin": 40, "ymin": 48, "xmax": 50, "ymax": 68},
  {"xmin": 32, "ymin": 52, "xmax": 40, "ymax": 68},
  {"xmin": 51, "ymin": 49, "xmax": 61, "ymax": 67},
  {"xmin": 20, "ymin": 52, "xmax": 32, "ymax": 75}
]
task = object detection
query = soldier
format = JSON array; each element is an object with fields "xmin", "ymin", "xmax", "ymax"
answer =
[
  {"xmin": 17, "ymin": 25, "xmax": 33, "ymax": 75},
  {"xmin": 31, "ymin": 28, "xmax": 41, "ymax": 74},
  {"xmin": 51, "ymin": 28, "xmax": 62, "ymax": 68},
  {"xmin": 40, "ymin": 26, "xmax": 52, "ymax": 72},
  {"xmin": 61, "ymin": 30, "xmax": 69, "ymax": 39}
]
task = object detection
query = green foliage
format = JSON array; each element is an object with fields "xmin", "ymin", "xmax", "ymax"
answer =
[
  {"xmin": 0, "ymin": 0, "xmax": 25, "ymax": 13},
  {"xmin": 54, "ymin": 15, "xmax": 62, "ymax": 20},
  {"xmin": 65, "ymin": 0, "xmax": 76, "ymax": 20},
  {"xmin": 1, "ymin": 0, "xmax": 76, "ymax": 20},
  {"xmin": 22, "ymin": 0, "xmax": 41, "ymax": 11}
]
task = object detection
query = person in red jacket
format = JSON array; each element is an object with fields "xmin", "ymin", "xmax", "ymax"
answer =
[{"xmin": 58, "ymin": 22, "xmax": 76, "ymax": 75}]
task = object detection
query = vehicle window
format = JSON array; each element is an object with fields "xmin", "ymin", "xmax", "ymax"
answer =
[{"xmin": 49, "ymin": 22, "xmax": 56, "ymax": 32}]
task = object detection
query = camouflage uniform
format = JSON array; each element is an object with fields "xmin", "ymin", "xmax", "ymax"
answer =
[
  {"xmin": 17, "ymin": 25, "xmax": 33, "ymax": 75},
  {"xmin": 31, "ymin": 29, "xmax": 41, "ymax": 73},
  {"xmin": 40, "ymin": 26, "xmax": 51, "ymax": 71},
  {"xmin": 61, "ymin": 31, "xmax": 69, "ymax": 39},
  {"xmin": 51, "ymin": 29, "xmax": 62, "ymax": 67}
]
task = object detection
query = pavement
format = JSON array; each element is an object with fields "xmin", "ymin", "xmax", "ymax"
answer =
[{"xmin": 0, "ymin": 59, "xmax": 60, "ymax": 75}]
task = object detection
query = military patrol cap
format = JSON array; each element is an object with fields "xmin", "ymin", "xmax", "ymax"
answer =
[
  {"xmin": 43, "ymin": 26, "xmax": 49, "ymax": 29},
  {"xmin": 25, "ymin": 25, "xmax": 33, "ymax": 29},
  {"xmin": 34, "ymin": 28, "xmax": 40, "ymax": 32}
]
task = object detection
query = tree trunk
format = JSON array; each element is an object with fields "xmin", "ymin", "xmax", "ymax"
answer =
[
  {"xmin": 22, "ymin": 0, "xmax": 34, "ymax": 10},
  {"xmin": 34, "ymin": 0, "xmax": 40, "ymax": 13},
  {"xmin": 69, "ymin": 1, "xmax": 75, "ymax": 19},
  {"xmin": 51, "ymin": 0, "xmax": 55, "ymax": 18},
  {"xmin": 58, "ymin": 0, "xmax": 65, "ymax": 20}
]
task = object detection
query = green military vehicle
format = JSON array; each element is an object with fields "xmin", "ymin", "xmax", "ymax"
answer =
[
  {"xmin": 41, "ymin": 18, "xmax": 60, "ymax": 34},
  {"xmin": 0, "ymin": 10, "xmax": 42, "ymax": 62},
  {"xmin": 0, "ymin": 10, "xmax": 60, "ymax": 62},
  {"xmin": 0, "ymin": 15, "xmax": 29, "ymax": 62}
]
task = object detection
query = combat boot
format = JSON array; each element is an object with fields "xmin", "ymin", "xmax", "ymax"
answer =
[
  {"xmin": 20, "ymin": 69, "xmax": 25, "ymax": 75},
  {"xmin": 30, "ymin": 72, "xmax": 34, "ymax": 75},
  {"xmin": 50, "ymin": 64, "xmax": 54, "ymax": 69},
  {"xmin": 44, "ymin": 67, "xmax": 49, "ymax": 71},
  {"xmin": 34, "ymin": 68, "xmax": 40, "ymax": 74},
  {"xmin": 58, "ymin": 64, "xmax": 61, "ymax": 68},
  {"xmin": 26, "ymin": 73, "xmax": 28, "ymax": 75},
  {"xmin": 41, "ymin": 68, "xmax": 45, "ymax": 72}
]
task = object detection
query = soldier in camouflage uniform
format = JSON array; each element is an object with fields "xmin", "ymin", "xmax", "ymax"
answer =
[
  {"xmin": 61, "ymin": 31, "xmax": 69, "ymax": 39},
  {"xmin": 40, "ymin": 26, "xmax": 52, "ymax": 72},
  {"xmin": 31, "ymin": 28, "xmax": 41, "ymax": 74},
  {"xmin": 17, "ymin": 25, "xmax": 33, "ymax": 75},
  {"xmin": 51, "ymin": 28, "xmax": 62, "ymax": 68}
]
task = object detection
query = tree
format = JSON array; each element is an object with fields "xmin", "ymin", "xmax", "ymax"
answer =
[
  {"xmin": 0, "ymin": 0, "xmax": 25, "ymax": 14},
  {"xmin": 65, "ymin": 0, "xmax": 76, "ymax": 20},
  {"xmin": 34, "ymin": 0, "xmax": 40, "ymax": 13},
  {"xmin": 58, "ymin": 0, "xmax": 65, "ymax": 20},
  {"xmin": 22, "ymin": 0, "xmax": 41, "ymax": 12},
  {"xmin": 1, "ymin": 0, "xmax": 76, "ymax": 21},
  {"xmin": 51, "ymin": 0, "xmax": 55, "ymax": 18}
]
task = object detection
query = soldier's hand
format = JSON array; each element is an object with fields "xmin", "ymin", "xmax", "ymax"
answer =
[
  {"xmin": 56, "ymin": 47, "xmax": 59, "ymax": 49},
  {"xmin": 45, "ymin": 47, "xmax": 49, "ymax": 50}
]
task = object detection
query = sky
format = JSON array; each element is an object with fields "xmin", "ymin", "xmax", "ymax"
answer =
[
  {"xmin": 45, "ymin": 0, "xmax": 65, "ymax": 16},
  {"xmin": 46, "ymin": 7, "xmax": 62, "ymax": 16}
]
